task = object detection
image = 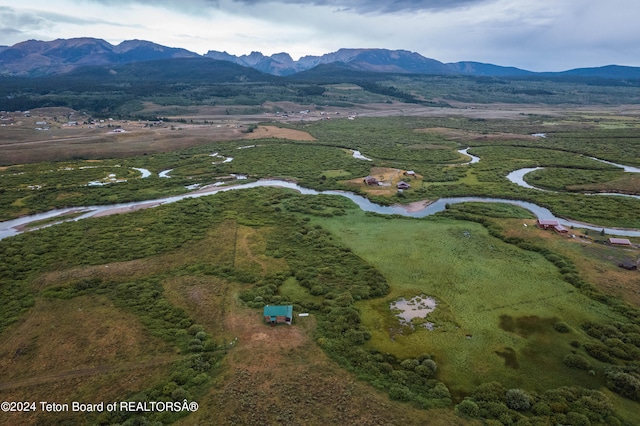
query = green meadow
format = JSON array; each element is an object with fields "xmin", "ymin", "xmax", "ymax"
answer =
[
  {"xmin": 2, "ymin": 111, "xmax": 640, "ymax": 424},
  {"xmin": 314, "ymin": 210, "xmax": 624, "ymax": 395}
]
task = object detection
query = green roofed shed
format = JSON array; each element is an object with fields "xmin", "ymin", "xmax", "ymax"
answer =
[{"xmin": 263, "ymin": 305, "xmax": 293, "ymax": 325}]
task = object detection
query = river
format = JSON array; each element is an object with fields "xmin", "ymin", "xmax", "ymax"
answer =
[
  {"xmin": 506, "ymin": 161, "xmax": 640, "ymax": 200},
  {"xmin": 2, "ymin": 179, "xmax": 640, "ymax": 240}
]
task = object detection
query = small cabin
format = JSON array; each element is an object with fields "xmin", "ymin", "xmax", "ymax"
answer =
[
  {"xmin": 537, "ymin": 219, "xmax": 559, "ymax": 229},
  {"xmin": 263, "ymin": 305, "xmax": 293, "ymax": 326},
  {"xmin": 553, "ymin": 225, "xmax": 569, "ymax": 234},
  {"xmin": 364, "ymin": 176, "xmax": 379, "ymax": 186},
  {"xmin": 404, "ymin": 170, "xmax": 416, "ymax": 178},
  {"xmin": 397, "ymin": 181, "xmax": 411, "ymax": 190},
  {"xmin": 609, "ymin": 238, "xmax": 632, "ymax": 246}
]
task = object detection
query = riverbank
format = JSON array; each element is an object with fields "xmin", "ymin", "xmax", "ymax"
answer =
[
  {"xmin": 395, "ymin": 199, "xmax": 434, "ymax": 213},
  {"xmin": 2, "ymin": 179, "xmax": 640, "ymax": 241}
]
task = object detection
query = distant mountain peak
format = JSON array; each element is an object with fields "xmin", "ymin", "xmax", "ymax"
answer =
[{"xmin": 1, "ymin": 37, "xmax": 638, "ymax": 79}]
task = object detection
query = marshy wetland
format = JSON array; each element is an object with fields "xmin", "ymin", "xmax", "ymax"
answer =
[{"xmin": 1, "ymin": 107, "xmax": 640, "ymax": 425}]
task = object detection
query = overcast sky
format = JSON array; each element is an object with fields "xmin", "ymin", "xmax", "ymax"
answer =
[{"xmin": 1, "ymin": 0, "xmax": 638, "ymax": 72}]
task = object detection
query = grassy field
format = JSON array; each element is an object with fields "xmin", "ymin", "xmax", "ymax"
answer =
[
  {"xmin": 500, "ymin": 218, "xmax": 640, "ymax": 306},
  {"xmin": 0, "ymin": 190, "xmax": 477, "ymax": 425},
  {"xmin": 2, "ymin": 107, "xmax": 640, "ymax": 424},
  {"xmin": 314, "ymin": 211, "xmax": 626, "ymax": 396}
]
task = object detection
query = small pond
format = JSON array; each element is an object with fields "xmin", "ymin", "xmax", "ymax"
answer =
[{"xmin": 390, "ymin": 294, "xmax": 437, "ymax": 330}]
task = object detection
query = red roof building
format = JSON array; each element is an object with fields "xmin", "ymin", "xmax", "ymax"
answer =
[
  {"xmin": 553, "ymin": 225, "xmax": 569, "ymax": 233},
  {"xmin": 609, "ymin": 238, "xmax": 632, "ymax": 246},
  {"xmin": 537, "ymin": 219, "xmax": 559, "ymax": 229}
]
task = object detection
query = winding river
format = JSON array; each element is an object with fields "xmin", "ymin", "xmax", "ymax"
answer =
[
  {"xmin": 2, "ymin": 179, "xmax": 640, "ymax": 241},
  {"xmin": 506, "ymin": 161, "xmax": 640, "ymax": 200},
  {"xmin": 457, "ymin": 148, "xmax": 481, "ymax": 164},
  {"xmin": 2, "ymin": 149, "xmax": 639, "ymax": 240}
]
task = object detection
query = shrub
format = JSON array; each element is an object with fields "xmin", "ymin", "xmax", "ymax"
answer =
[
  {"xmin": 563, "ymin": 354, "xmax": 591, "ymax": 370},
  {"xmin": 415, "ymin": 364, "xmax": 435, "ymax": 378},
  {"xmin": 566, "ymin": 411, "xmax": 590, "ymax": 426},
  {"xmin": 605, "ymin": 368, "xmax": 640, "ymax": 401},
  {"xmin": 506, "ymin": 388, "xmax": 533, "ymax": 411},
  {"xmin": 554, "ymin": 321, "xmax": 571, "ymax": 333},
  {"xmin": 400, "ymin": 358, "xmax": 420, "ymax": 371},
  {"xmin": 473, "ymin": 381, "xmax": 507, "ymax": 403},
  {"xmin": 422, "ymin": 358, "xmax": 438, "ymax": 374},
  {"xmin": 483, "ymin": 401, "xmax": 510, "ymax": 418},
  {"xmin": 310, "ymin": 285, "xmax": 327, "ymax": 295},
  {"xmin": 531, "ymin": 402, "xmax": 551, "ymax": 416},
  {"xmin": 584, "ymin": 343, "xmax": 614, "ymax": 363},
  {"xmin": 388, "ymin": 385, "xmax": 413, "ymax": 401},
  {"xmin": 455, "ymin": 399, "xmax": 479, "ymax": 417}
]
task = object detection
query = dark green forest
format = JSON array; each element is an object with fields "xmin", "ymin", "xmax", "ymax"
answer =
[{"xmin": 3, "ymin": 59, "xmax": 640, "ymax": 117}]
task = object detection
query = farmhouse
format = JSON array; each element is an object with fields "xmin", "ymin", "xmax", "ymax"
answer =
[
  {"xmin": 364, "ymin": 176, "xmax": 379, "ymax": 186},
  {"xmin": 404, "ymin": 170, "xmax": 416, "ymax": 178},
  {"xmin": 553, "ymin": 224, "xmax": 569, "ymax": 234},
  {"xmin": 263, "ymin": 305, "xmax": 293, "ymax": 326},
  {"xmin": 609, "ymin": 238, "xmax": 632, "ymax": 246},
  {"xmin": 397, "ymin": 181, "xmax": 411, "ymax": 190},
  {"xmin": 537, "ymin": 219, "xmax": 559, "ymax": 229}
]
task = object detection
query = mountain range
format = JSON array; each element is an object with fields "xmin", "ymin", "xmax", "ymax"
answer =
[{"xmin": 2, "ymin": 37, "xmax": 640, "ymax": 80}]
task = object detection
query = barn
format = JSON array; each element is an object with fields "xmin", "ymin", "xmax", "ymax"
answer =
[
  {"xmin": 553, "ymin": 224, "xmax": 569, "ymax": 233},
  {"xmin": 263, "ymin": 305, "xmax": 293, "ymax": 325},
  {"xmin": 609, "ymin": 238, "xmax": 632, "ymax": 246},
  {"xmin": 537, "ymin": 219, "xmax": 559, "ymax": 229},
  {"xmin": 364, "ymin": 176, "xmax": 379, "ymax": 186}
]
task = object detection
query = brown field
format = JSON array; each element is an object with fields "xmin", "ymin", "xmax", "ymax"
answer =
[
  {"xmin": 0, "ymin": 114, "xmax": 314, "ymax": 165},
  {"xmin": 0, "ymin": 295, "xmax": 175, "ymax": 425},
  {"xmin": 178, "ymin": 282, "xmax": 471, "ymax": 426},
  {"xmin": 0, "ymin": 124, "xmax": 244, "ymax": 165},
  {"xmin": 4, "ymin": 103, "xmax": 640, "ymax": 165},
  {"xmin": 244, "ymin": 125, "xmax": 317, "ymax": 141}
]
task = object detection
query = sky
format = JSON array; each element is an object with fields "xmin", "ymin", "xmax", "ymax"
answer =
[{"xmin": 0, "ymin": 0, "xmax": 638, "ymax": 72}]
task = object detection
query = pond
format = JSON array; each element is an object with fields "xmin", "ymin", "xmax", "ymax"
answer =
[{"xmin": 391, "ymin": 295, "xmax": 438, "ymax": 330}]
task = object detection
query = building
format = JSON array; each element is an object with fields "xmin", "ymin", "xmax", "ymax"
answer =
[
  {"xmin": 404, "ymin": 170, "xmax": 416, "ymax": 178},
  {"xmin": 537, "ymin": 219, "xmax": 559, "ymax": 229},
  {"xmin": 397, "ymin": 181, "xmax": 411, "ymax": 190},
  {"xmin": 609, "ymin": 238, "xmax": 632, "ymax": 246},
  {"xmin": 553, "ymin": 224, "xmax": 569, "ymax": 233},
  {"xmin": 263, "ymin": 305, "xmax": 293, "ymax": 325},
  {"xmin": 364, "ymin": 176, "xmax": 379, "ymax": 186}
]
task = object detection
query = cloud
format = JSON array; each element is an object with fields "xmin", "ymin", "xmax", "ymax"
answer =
[
  {"xmin": 1, "ymin": 0, "xmax": 639, "ymax": 70},
  {"xmin": 0, "ymin": 6, "xmax": 129, "ymax": 44},
  {"xmin": 59, "ymin": 0, "xmax": 491, "ymax": 14},
  {"xmin": 0, "ymin": 6, "xmax": 50, "ymax": 40},
  {"xmin": 230, "ymin": 0, "xmax": 489, "ymax": 14}
]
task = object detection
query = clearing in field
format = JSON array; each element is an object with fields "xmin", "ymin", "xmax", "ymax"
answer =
[{"xmin": 344, "ymin": 166, "xmax": 423, "ymax": 196}]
